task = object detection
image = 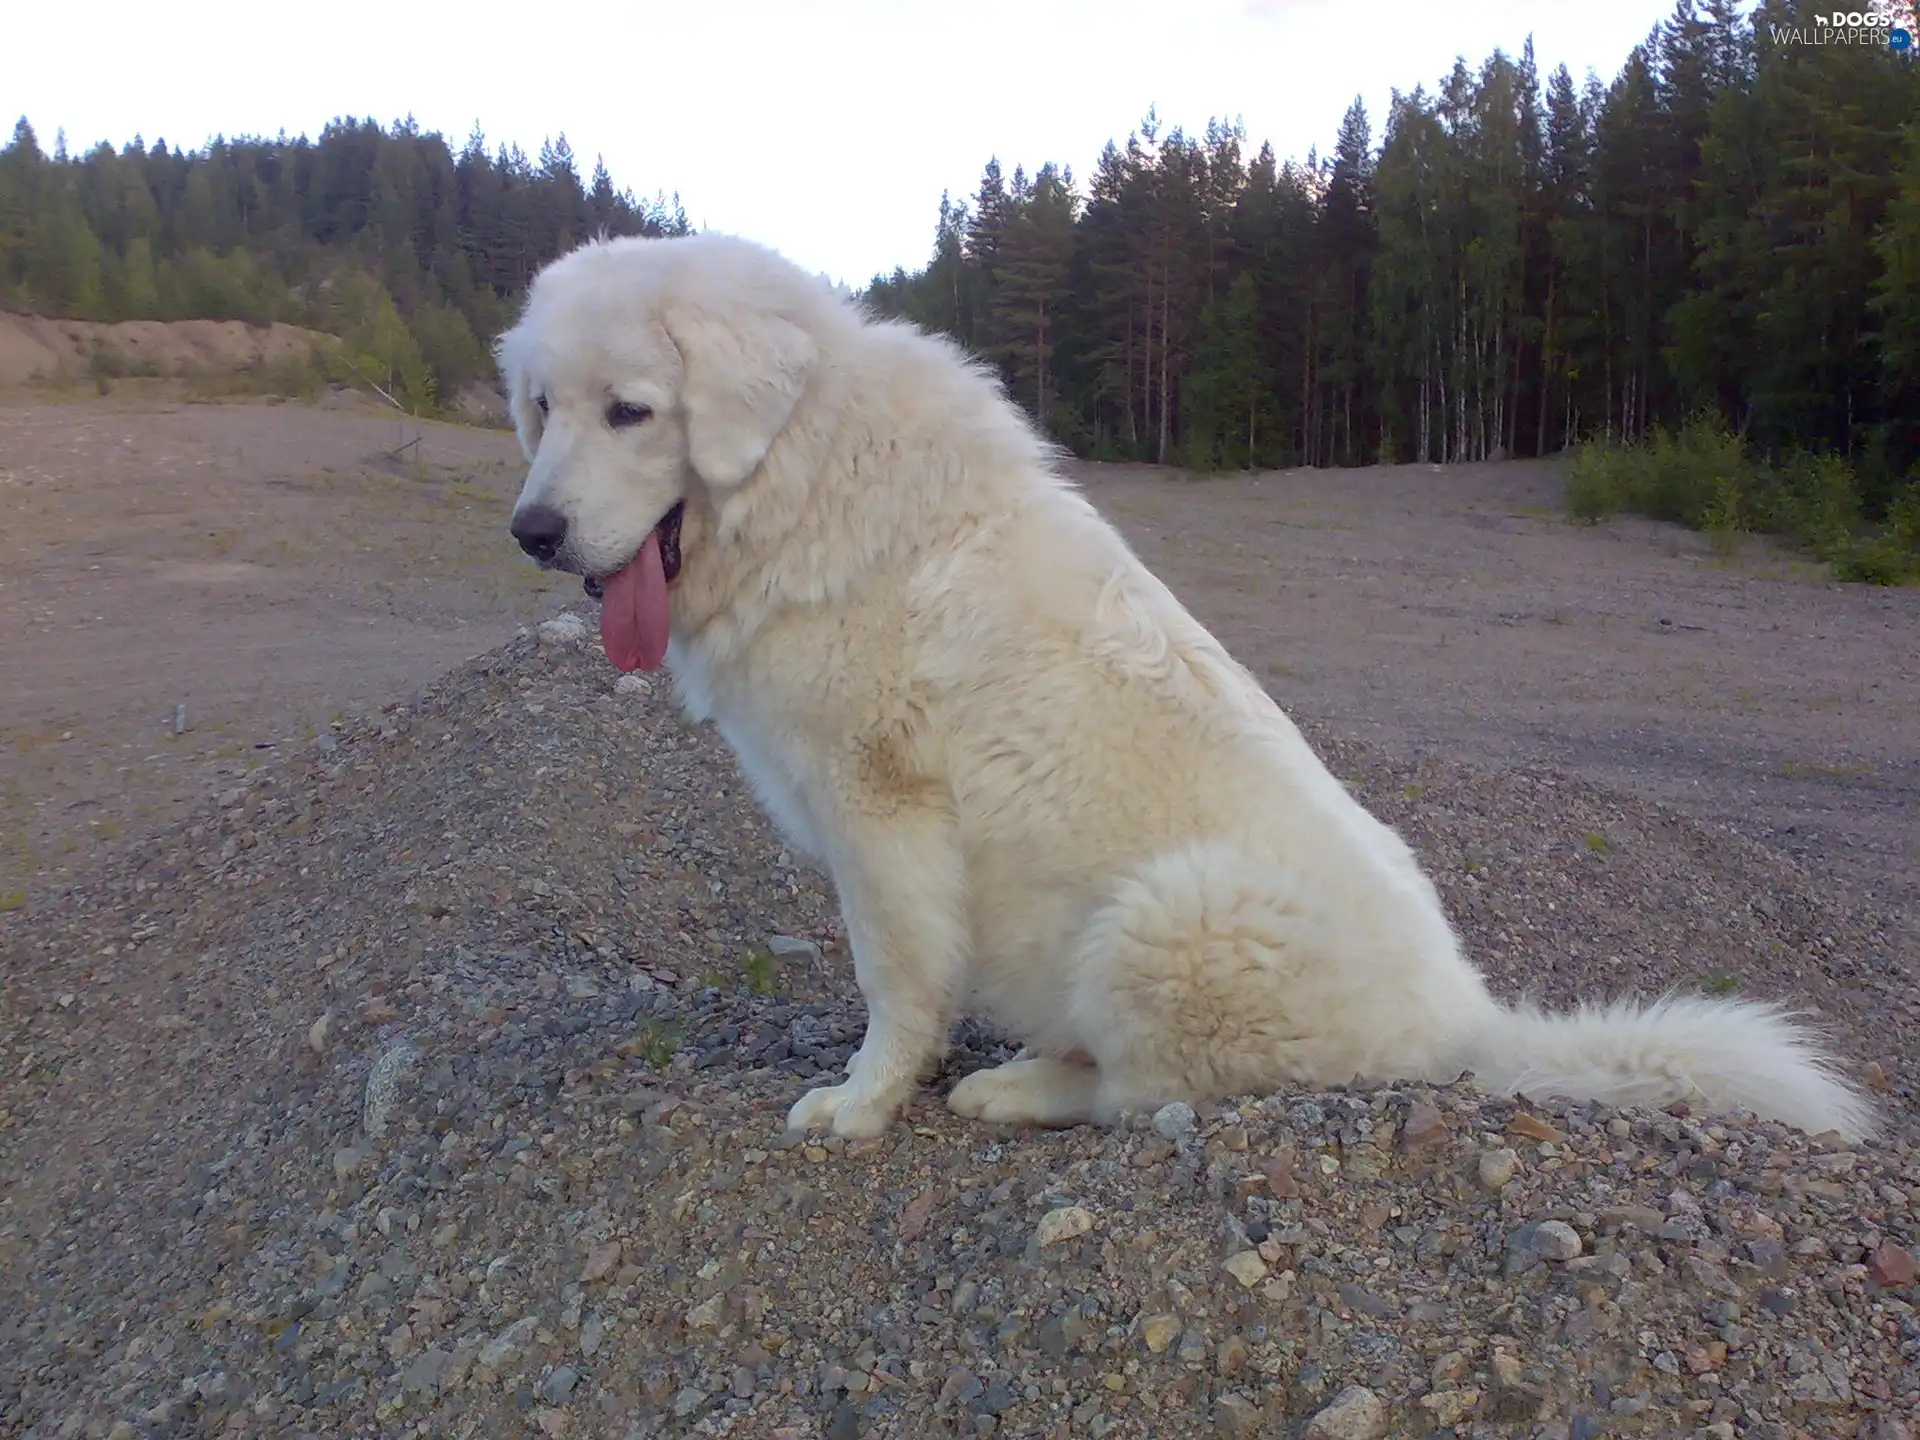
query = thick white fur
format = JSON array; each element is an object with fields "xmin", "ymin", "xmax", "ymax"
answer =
[{"xmin": 496, "ymin": 232, "xmax": 1877, "ymax": 1145}]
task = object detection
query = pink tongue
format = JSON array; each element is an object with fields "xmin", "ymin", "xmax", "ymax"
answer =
[{"xmin": 599, "ymin": 528, "xmax": 670, "ymax": 672}]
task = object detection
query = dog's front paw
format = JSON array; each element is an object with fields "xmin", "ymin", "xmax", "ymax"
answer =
[{"xmin": 785, "ymin": 1082, "xmax": 896, "ymax": 1140}]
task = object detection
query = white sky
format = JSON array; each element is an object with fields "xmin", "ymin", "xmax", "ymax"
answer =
[{"xmin": 8, "ymin": 0, "xmax": 1681, "ymax": 288}]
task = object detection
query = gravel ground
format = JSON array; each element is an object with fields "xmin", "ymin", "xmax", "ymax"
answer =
[{"xmin": 2, "ymin": 614, "xmax": 1915, "ymax": 1440}]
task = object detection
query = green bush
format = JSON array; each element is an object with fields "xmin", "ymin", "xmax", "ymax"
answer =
[
  {"xmin": 1562, "ymin": 419, "xmax": 1918, "ymax": 585},
  {"xmin": 1565, "ymin": 441, "xmax": 1630, "ymax": 523}
]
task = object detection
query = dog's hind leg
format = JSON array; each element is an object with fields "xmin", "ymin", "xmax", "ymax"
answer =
[
  {"xmin": 786, "ymin": 787, "xmax": 969, "ymax": 1140},
  {"xmin": 1066, "ymin": 841, "xmax": 1366, "ymax": 1123},
  {"xmin": 948, "ymin": 1055, "xmax": 1101, "ymax": 1126}
]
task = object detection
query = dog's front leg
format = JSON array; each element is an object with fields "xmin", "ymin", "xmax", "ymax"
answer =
[{"xmin": 786, "ymin": 801, "xmax": 966, "ymax": 1140}]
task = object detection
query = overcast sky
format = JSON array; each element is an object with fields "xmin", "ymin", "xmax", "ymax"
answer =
[{"xmin": 9, "ymin": 0, "xmax": 1686, "ymax": 286}]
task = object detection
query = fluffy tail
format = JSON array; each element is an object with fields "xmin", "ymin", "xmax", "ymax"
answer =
[{"xmin": 1456, "ymin": 994, "xmax": 1877, "ymax": 1142}]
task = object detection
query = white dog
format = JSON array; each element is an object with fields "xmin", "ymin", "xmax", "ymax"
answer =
[{"xmin": 497, "ymin": 232, "xmax": 1875, "ymax": 1144}]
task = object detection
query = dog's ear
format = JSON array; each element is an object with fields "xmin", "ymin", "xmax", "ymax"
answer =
[
  {"xmin": 662, "ymin": 304, "xmax": 816, "ymax": 489},
  {"xmin": 494, "ymin": 326, "xmax": 543, "ymax": 463}
]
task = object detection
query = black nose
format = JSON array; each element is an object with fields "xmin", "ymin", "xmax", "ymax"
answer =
[{"xmin": 511, "ymin": 505, "xmax": 568, "ymax": 563}]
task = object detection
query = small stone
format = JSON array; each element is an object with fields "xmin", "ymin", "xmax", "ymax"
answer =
[
  {"xmin": 1419, "ymin": 1388, "xmax": 1480, "ymax": 1425},
  {"xmin": 581, "ymin": 1240, "xmax": 623, "ymax": 1283},
  {"xmin": 107, "ymin": 1425, "xmax": 137, "ymax": 1440},
  {"xmin": 686, "ymin": 1294, "xmax": 727, "ymax": 1330},
  {"xmin": 1862, "ymin": 1060, "xmax": 1891, "ymax": 1091},
  {"xmin": 1140, "ymin": 1314, "xmax": 1181, "ymax": 1353},
  {"xmin": 1431, "ymin": 1351, "xmax": 1470, "ymax": 1385},
  {"xmin": 1035, "ymin": 1205, "xmax": 1095, "ymax": 1247},
  {"xmin": 1510, "ymin": 1219, "xmax": 1583, "ymax": 1262},
  {"xmin": 478, "ymin": 1316, "xmax": 539, "ymax": 1372},
  {"xmin": 1507, "ymin": 1112, "xmax": 1568, "ymax": 1144},
  {"xmin": 1477, "ymin": 1148, "xmax": 1518, "ymax": 1192},
  {"xmin": 768, "ymin": 934, "xmax": 822, "ymax": 963},
  {"xmin": 673, "ymin": 1386, "xmax": 705, "ymax": 1419},
  {"xmin": 538, "ymin": 612, "xmax": 588, "ymax": 644},
  {"xmin": 362, "ymin": 1039, "xmax": 418, "ymax": 1139},
  {"xmin": 402, "ymin": 1347, "xmax": 453, "ymax": 1395},
  {"xmin": 1215, "ymin": 1392, "xmax": 1262, "ymax": 1436},
  {"xmin": 1401, "ymin": 1101, "xmax": 1449, "ymax": 1147},
  {"xmin": 579, "ymin": 1313, "xmax": 606, "ymax": 1358},
  {"xmin": 332, "ymin": 1147, "xmax": 365, "ymax": 1182},
  {"xmin": 307, "ymin": 1012, "xmax": 333, "ymax": 1054},
  {"xmin": 1222, "ymin": 1251, "xmax": 1268, "ymax": 1289},
  {"xmin": 1867, "ymin": 1241, "xmax": 1916, "ymax": 1287},
  {"xmin": 1152, "ymin": 1102, "xmax": 1198, "ymax": 1140},
  {"xmin": 613, "ymin": 672, "xmax": 651, "ymax": 697},
  {"xmin": 540, "ymin": 1367, "xmax": 581, "ymax": 1405},
  {"xmin": 1303, "ymin": 1384, "xmax": 1388, "ymax": 1440},
  {"xmin": 1216, "ymin": 1334, "xmax": 1251, "ymax": 1377}
]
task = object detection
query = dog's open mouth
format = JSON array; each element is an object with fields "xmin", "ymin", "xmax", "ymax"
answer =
[{"xmin": 585, "ymin": 501, "xmax": 684, "ymax": 674}]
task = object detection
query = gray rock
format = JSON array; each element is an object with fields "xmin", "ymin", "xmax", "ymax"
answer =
[
  {"xmin": 362, "ymin": 1039, "xmax": 419, "ymax": 1139},
  {"xmin": 1152, "ymin": 1102, "xmax": 1198, "ymax": 1140},
  {"xmin": 477, "ymin": 1316, "xmax": 539, "ymax": 1372},
  {"xmin": 579, "ymin": 1312, "xmax": 606, "ymax": 1358}
]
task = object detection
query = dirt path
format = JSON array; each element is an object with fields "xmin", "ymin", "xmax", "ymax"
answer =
[
  {"xmin": 3, "ymin": 402, "xmax": 1913, "ymax": 929},
  {"xmin": 1075, "ymin": 460, "xmax": 1920, "ymax": 927},
  {"xmin": 0, "ymin": 395, "xmax": 575, "ymax": 898}
]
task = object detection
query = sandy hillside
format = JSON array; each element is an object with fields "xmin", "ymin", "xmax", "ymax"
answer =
[{"xmin": 0, "ymin": 314, "xmax": 333, "ymax": 389}]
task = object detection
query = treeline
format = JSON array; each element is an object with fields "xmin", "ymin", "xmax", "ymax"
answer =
[
  {"xmin": 0, "ymin": 114, "xmax": 688, "ymax": 409},
  {"xmin": 864, "ymin": 0, "xmax": 1920, "ymax": 510}
]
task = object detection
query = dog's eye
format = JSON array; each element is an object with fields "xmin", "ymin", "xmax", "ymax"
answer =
[
  {"xmin": 606, "ymin": 400, "xmax": 653, "ymax": 430},
  {"xmin": 534, "ymin": 394, "xmax": 549, "ymax": 417}
]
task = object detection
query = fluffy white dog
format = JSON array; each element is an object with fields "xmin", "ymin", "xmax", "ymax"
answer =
[{"xmin": 497, "ymin": 232, "xmax": 1875, "ymax": 1144}]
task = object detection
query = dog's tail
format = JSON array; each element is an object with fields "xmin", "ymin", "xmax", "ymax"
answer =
[{"xmin": 1451, "ymin": 993, "xmax": 1877, "ymax": 1142}]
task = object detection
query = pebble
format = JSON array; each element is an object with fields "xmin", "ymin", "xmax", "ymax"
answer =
[
  {"xmin": 1510, "ymin": 1219, "xmax": 1584, "ymax": 1263},
  {"xmin": 1221, "ymin": 1250, "xmax": 1268, "ymax": 1288},
  {"xmin": 1152, "ymin": 1102, "xmax": 1197, "ymax": 1140},
  {"xmin": 1303, "ymin": 1384, "xmax": 1389, "ymax": 1440},
  {"xmin": 1034, "ymin": 1205, "xmax": 1095, "ymax": 1246},
  {"xmin": 538, "ymin": 613, "xmax": 588, "ymax": 644},
  {"xmin": 1139, "ymin": 1314, "xmax": 1181, "ymax": 1353},
  {"xmin": 581, "ymin": 1240, "xmax": 623, "ymax": 1282},
  {"xmin": 1478, "ymin": 1147, "xmax": 1519, "ymax": 1192},
  {"xmin": 1867, "ymin": 1240, "xmax": 1916, "ymax": 1287},
  {"xmin": 767, "ymin": 934, "xmax": 822, "ymax": 962},
  {"xmin": 361, "ymin": 1039, "xmax": 418, "ymax": 1139},
  {"xmin": 579, "ymin": 1313, "xmax": 606, "ymax": 1358},
  {"xmin": 539, "ymin": 1366, "xmax": 580, "ymax": 1405},
  {"xmin": 1215, "ymin": 1392, "xmax": 1262, "ymax": 1436},
  {"xmin": 478, "ymin": 1317, "xmax": 539, "ymax": 1372}
]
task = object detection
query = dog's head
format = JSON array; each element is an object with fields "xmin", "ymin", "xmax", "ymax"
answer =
[{"xmin": 495, "ymin": 234, "xmax": 821, "ymax": 616}]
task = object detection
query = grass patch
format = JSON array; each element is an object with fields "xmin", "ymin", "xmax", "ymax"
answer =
[
  {"xmin": 741, "ymin": 946, "xmax": 779, "ymax": 997},
  {"xmin": 1563, "ymin": 417, "xmax": 1920, "ymax": 585},
  {"xmin": 631, "ymin": 1018, "xmax": 681, "ymax": 1069},
  {"xmin": 1584, "ymin": 832, "xmax": 1610, "ymax": 854},
  {"xmin": 1701, "ymin": 971, "xmax": 1742, "ymax": 996}
]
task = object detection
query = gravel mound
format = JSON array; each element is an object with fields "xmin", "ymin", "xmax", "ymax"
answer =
[{"xmin": 1, "ymin": 614, "xmax": 1914, "ymax": 1439}]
